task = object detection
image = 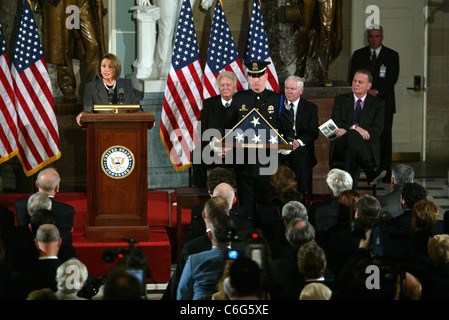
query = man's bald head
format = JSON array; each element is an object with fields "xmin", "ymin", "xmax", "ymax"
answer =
[
  {"xmin": 36, "ymin": 168, "xmax": 60, "ymax": 195},
  {"xmin": 212, "ymin": 183, "xmax": 235, "ymax": 209}
]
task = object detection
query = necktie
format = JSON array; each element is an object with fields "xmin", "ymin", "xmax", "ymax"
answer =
[
  {"xmin": 288, "ymin": 103, "xmax": 295, "ymax": 123},
  {"xmin": 224, "ymin": 102, "xmax": 230, "ymax": 108},
  {"xmin": 354, "ymin": 99, "xmax": 362, "ymax": 125},
  {"xmin": 371, "ymin": 51, "xmax": 377, "ymax": 74}
]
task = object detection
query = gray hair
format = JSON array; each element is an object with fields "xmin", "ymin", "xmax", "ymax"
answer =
[
  {"xmin": 285, "ymin": 75, "xmax": 304, "ymax": 90},
  {"xmin": 36, "ymin": 224, "xmax": 60, "ymax": 243},
  {"xmin": 326, "ymin": 169, "xmax": 353, "ymax": 197},
  {"xmin": 391, "ymin": 164, "xmax": 414, "ymax": 187},
  {"xmin": 356, "ymin": 194, "xmax": 381, "ymax": 221},
  {"xmin": 282, "ymin": 201, "xmax": 307, "ymax": 224},
  {"xmin": 27, "ymin": 191, "xmax": 52, "ymax": 216},
  {"xmin": 56, "ymin": 258, "xmax": 89, "ymax": 294},
  {"xmin": 285, "ymin": 218, "xmax": 315, "ymax": 252},
  {"xmin": 37, "ymin": 167, "xmax": 61, "ymax": 192},
  {"xmin": 217, "ymin": 71, "xmax": 237, "ymax": 86}
]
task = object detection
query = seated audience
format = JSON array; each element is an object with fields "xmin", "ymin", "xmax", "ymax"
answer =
[
  {"xmin": 0, "ymin": 177, "xmax": 14, "ymax": 244},
  {"xmin": 177, "ymin": 214, "xmax": 236, "ymax": 300},
  {"xmin": 103, "ymin": 267, "xmax": 143, "ymax": 300},
  {"xmin": 299, "ymin": 282, "xmax": 332, "ymax": 300},
  {"xmin": 309, "ymin": 168, "xmax": 353, "ymax": 232},
  {"xmin": 378, "ymin": 164, "xmax": 414, "ymax": 217},
  {"xmin": 223, "ymin": 257, "xmax": 264, "ymax": 300},
  {"xmin": 55, "ymin": 258, "xmax": 89, "ymax": 300}
]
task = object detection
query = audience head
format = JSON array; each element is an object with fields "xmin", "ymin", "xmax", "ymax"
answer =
[
  {"xmin": 355, "ymin": 194, "xmax": 381, "ymax": 222},
  {"xmin": 203, "ymin": 196, "xmax": 230, "ymax": 224},
  {"xmin": 36, "ymin": 167, "xmax": 61, "ymax": 195},
  {"xmin": 282, "ymin": 201, "xmax": 308, "ymax": 224},
  {"xmin": 27, "ymin": 288, "xmax": 58, "ymax": 300},
  {"xmin": 297, "ymin": 241, "xmax": 327, "ymax": 280},
  {"xmin": 284, "ymin": 75, "xmax": 305, "ymax": 103},
  {"xmin": 411, "ymin": 199, "xmax": 439, "ymax": 231},
  {"xmin": 285, "ymin": 218, "xmax": 315, "ymax": 252},
  {"xmin": 226, "ymin": 257, "xmax": 261, "ymax": 299},
  {"xmin": 337, "ymin": 190, "xmax": 361, "ymax": 224},
  {"xmin": 326, "ymin": 168, "xmax": 353, "ymax": 197},
  {"xmin": 212, "ymin": 183, "xmax": 235, "ymax": 209},
  {"xmin": 401, "ymin": 182, "xmax": 427, "ymax": 210},
  {"xmin": 217, "ymin": 71, "xmax": 237, "ymax": 101},
  {"xmin": 30, "ymin": 209, "xmax": 56, "ymax": 236},
  {"xmin": 207, "ymin": 167, "xmax": 236, "ymax": 194},
  {"xmin": 35, "ymin": 224, "xmax": 61, "ymax": 256},
  {"xmin": 396, "ymin": 272, "xmax": 422, "ymax": 300},
  {"xmin": 270, "ymin": 165, "xmax": 302, "ymax": 203},
  {"xmin": 27, "ymin": 191, "xmax": 52, "ymax": 216},
  {"xmin": 428, "ymin": 234, "xmax": 449, "ymax": 268},
  {"xmin": 56, "ymin": 258, "xmax": 89, "ymax": 295},
  {"xmin": 299, "ymin": 283, "xmax": 332, "ymax": 300},
  {"xmin": 211, "ymin": 214, "xmax": 235, "ymax": 245},
  {"xmin": 391, "ymin": 164, "xmax": 414, "ymax": 189},
  {"xmin": 103, "ymin": 267, "xmax": 143, "ymax": 300}
]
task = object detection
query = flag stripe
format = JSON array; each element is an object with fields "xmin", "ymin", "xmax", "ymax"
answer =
[{"xmin": 12, "ymin": 0, "xmax": 61, "ymax": 176}]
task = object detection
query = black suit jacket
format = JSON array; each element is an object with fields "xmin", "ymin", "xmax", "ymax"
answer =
[
  {"xmin": 82, "ymin": 78, "xmax": 141, "ymax": 113},
  {"xmin": 15, "ymin": 197, "xmax": 75, "ymax": 245},
  {"xmin": 329, "ymin": 92, "xmax": 385, "ymax": 167},
  {"xmin": 350, "ymin": 45, "xmax": 399, "ymax": 114},
  {"xmin": 293, "ymin": 98, "xmax": 319, "ymax": 166}
]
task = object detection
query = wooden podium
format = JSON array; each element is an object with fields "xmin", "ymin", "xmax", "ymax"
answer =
[{"xmin": 81, "ymin": 113, "xmax": 155, "ymax": 242}]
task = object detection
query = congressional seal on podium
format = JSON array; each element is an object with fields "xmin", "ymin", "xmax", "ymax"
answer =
[{"xmin": 101, "ymin": 145, "xmax": 135, "ymax": 179}]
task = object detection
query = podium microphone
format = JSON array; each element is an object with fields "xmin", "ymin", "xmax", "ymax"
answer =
[
  {"xmin": 118, "ymin": 88, "xmax": 125, "ymax": 104},
  {"xmin": 108, "ymin": 89, "xmax": 115, "ymax": 104}
]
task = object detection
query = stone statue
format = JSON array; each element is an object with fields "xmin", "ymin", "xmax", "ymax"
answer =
[
  {"xmin": 151, "ymin": 0, "xmax": 213, "ymax": 79},
  {"xmin": 294, "ymin": 0, "xmax": 343, "ymax": 87},
  {"xmin": 36, "ymin": 0, "xmax": 105, "ymax": 101}
]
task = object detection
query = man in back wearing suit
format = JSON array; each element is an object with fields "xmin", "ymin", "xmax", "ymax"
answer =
[
  {"xmin": 15, "ymin": 167, "xmax": 75, "ymax": 246},
  {"xmin": 280, "ymin": 75, "xmax": 319, "ymax": 198},
  {"xmin": 329, "ymin": 68, "xmax": 386, "ymax": 188},
  {"xmin": 349, "ymin": 24, "xmax": 399, "ymax": 182},
  {"xmin": 378, "ymin": 163, "xmax": 414, "ymax": 218},
  {"xmin": 192, "ymin": 71, "xmax": 239, "ymax": 187}
]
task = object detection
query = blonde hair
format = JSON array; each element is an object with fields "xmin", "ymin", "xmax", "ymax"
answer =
[
  {"xmin": 299, "ymin": 283, "xmax": 332, "ymax": 300},
  {"xmin": 428, "ymin": 234, "xmax": 449, "ymax": 267}
]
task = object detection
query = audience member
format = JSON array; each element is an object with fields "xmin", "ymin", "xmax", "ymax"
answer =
[
  {"xmin": 103, "ymin": 267, "xmax": 143, "ymax": 300},
  {"xmin": 259, "ymin": 166, "xmax": 304, "ymax": 259},
  {"xmin": 282, "ymin": 201, "xmax": 308, "ymax": 226},
  {"xmin": 162, "ymin": 196, "xmax": 231, "ymax": 300},
  {"xmin": 26, "ymin": 191, "xmax": 52, "ymax": 217},
  {"xmin": 55, "ymin": 258, "xmax": 89, "ymax": 300},
  {"xmin": 389, "ymin": 182, "xmax": 428, "ymax": 233},
  {"xmin": 378, "ymin": 164, "xmax": 414, "ymax": 217},
  {"xmin": 418, "ymin": 234, "xmax": 449, "ymax": 300},
  {"xmin": 299, "ymin": 282, "xmax": 332, "ymax": 300},
  {"xmin": 316, "ymin": 190, "xmax": 361, "ymax": 278},
  {"xmin": 14, "ymin": 224, "xmax": 62, "ymax": 299},
  {"xmin": 297, "ymin": 241, "xmax": 334, "ymax": 294},
  {"xmin": 26, "ymin": 288, "xmax": 58, "ymax": 300},
  {"xmin": 224, "ymin": 257, "xmax": 263, "ymax": 300},
  {"xmin": 272, "ymin": 218, "xmax": 316, "ymax": 300},
  {"xmin": 309, "ymin": 168, "xmax": 353, "ymax": 232},
  {"xmin": 177, "ymin": 215, "xmax": 236, "ymax": 300},
  {"xmin": 395, "ymin": 272, "xmax": 421, "ymax": 300},
  {"xmin": 15, "ymin": 167, "xmax": 75, "ymax": 247}
]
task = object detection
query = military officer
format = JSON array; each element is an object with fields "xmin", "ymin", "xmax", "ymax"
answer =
[{"xmin": 230, "ymin": 61, "xmax": 295, "ymax": 226}]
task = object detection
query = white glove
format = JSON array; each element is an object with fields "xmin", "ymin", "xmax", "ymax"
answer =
[
  {"xmin": 201, "ymin": 0, "xmax": 213, "ymax": 10},
  {"xmin": 209, "ymin": 137, "xmax": 221, "ymax": 153}
]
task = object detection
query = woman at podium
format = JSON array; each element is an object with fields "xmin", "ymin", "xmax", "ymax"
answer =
[{"xmin": 76, "ymin": 53, "xmax": 141, "ymax": 126}]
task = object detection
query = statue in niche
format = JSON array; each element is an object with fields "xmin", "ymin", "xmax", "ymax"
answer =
[
  {"xmin": 34, "ymin": 0, "xmax": 105, "ymax": 102},
  {"xmin": 149, "ymin": 0, "xmax": 213, "ymax": 79},
  {"xmin": 276, "ymin": 0, "xmax": 343, "ymax": 87}
]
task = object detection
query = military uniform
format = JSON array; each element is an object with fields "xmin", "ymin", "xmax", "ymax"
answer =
[{"xmin": 230, "ymin": 61, "xmax": 294, "ymax": 225}]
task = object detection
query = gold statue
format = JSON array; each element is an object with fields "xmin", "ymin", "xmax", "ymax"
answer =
[
  {"xmin": 35, "ymin": 0, "xmax": 105, "ymax": 101},
  {"xmin": 294, "ymin": 0, "xmax": 343, "ymax": 87}
]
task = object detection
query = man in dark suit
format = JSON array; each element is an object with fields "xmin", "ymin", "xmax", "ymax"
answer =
[
  {"xmin": 349, "ymin": 24, "xmax": 399, "ymax": 182},
  {"xmin": 329, "ymin": 68, "xmax": 386, "ymax": 188},
  {"xmin": 192, "ymin": 71, "xmax": 239, "ymax": 187},
  {"xmin": 280, "ymin": 75, "xmax": 319, "ymax": 196},
  {"xmin": 378, "ymin": 163, "xmax": 414, "ymax": 218},
  {"xmin": 15, "ymin": 167, "xmax": 75, "ymax": 246}
]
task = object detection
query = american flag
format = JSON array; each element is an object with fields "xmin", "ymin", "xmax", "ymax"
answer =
[
  {"xmin": 11, "ymin": 0, "xmax": 61, "ymax": 176},
  {"xmin": 203, "ymin": 0, "xmax": 248, "ymax": 99},
  {"xmin": 0, "ymin": 24, "xmax": 19, "ymax": 164},
  {"xmin": 244, "ymin": 0, "xmax": 279, "ymax": 92},
  {"xmin": 160, "ymin": 0, "xmax": 203, "ymax": 172}
]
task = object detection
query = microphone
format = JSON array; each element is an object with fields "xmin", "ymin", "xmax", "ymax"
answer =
[
  {"xmin": 107, "ymin": 89, "xmax": 114, "ymax": 104},
  {"xmin": 118, "ymin": 88, "xmax": 125, "ymax": 104}
]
